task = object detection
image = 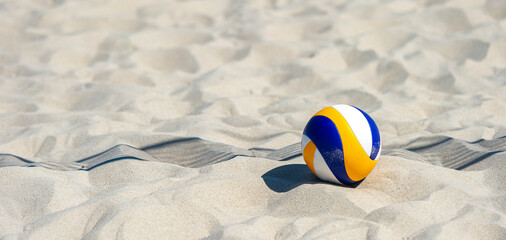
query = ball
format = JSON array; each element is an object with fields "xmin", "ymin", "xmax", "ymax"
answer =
[{"xmin": 301, "ymin": 104, "xmax": 381, "ymax": 185}]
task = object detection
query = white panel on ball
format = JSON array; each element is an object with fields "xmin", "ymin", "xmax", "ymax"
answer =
[
  {"xmin": 301, "ymin": 134, "xmax": 311, "ymax": 151},
  {"xmin": 331, "ymin": 104, "xmax": 373, "ymax": 156},
  {"xmin": 313, "ymin": 148, "xmax": 341, "ymax": 184}
]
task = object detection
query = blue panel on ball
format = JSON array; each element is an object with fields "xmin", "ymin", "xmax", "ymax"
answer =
[
  {"xmin": 354, "ymin": 107, "xmax": 381, "ymax": 160},
  {"xmin": 303, "ymin": 115, "xmax": 355, "ymax": 185}
]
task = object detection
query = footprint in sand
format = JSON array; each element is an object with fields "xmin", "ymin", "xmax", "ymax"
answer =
[
  {"xmin": 427, "ymin": 39, "xmax": 489, "ymax": 62},
  {"xmin": 484, "ymin": 0, "xmax": 506, "ymax": 20},
  {"xmin": 415, "ymin": 8, "xmax": 471, "ymax": 34},
  {"xmin": 263, "ymin": 20, "xmax": 331, "ymax": 42},
  {"xmin": 241, "ymin": 44, "xmax": 297, "ymax": 68},
  {"xmin": 131, "ymin": 48, "xmax": 199, "ymax": 73},
  {"xmin": 130, "ymin": 29, "xmax": 213, "ymax": 49},
  {"xmin": 49, "ymin": 49, "xmax": 92, "ymax": 74},
  {"xmin": 372, "ymin": 61, "xmax": 409, "ymax": 91},
  {"xmin": 358, "ymin": 30, "xmax": 414, "ymax": 55}
]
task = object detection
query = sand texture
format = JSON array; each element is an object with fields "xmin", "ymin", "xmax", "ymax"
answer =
[{"xmin": 0, "ymin": 0, "xmax": 505, "ymax": 239}]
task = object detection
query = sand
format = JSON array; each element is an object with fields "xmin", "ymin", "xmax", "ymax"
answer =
[{"xmin": 0, "ymin": 0, "xmax": 505, "ymax": 239}]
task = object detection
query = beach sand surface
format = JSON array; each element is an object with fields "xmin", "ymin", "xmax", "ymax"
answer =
[{"xmin": 0, "ymin": 0, "xmax": 505, "ymax": 239}]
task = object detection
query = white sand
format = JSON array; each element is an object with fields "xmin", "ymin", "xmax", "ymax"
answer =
[{"xmin": 0, "ymin": 0, "xmax": 505, "ymax": 239}]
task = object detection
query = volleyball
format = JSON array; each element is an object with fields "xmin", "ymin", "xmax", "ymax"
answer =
[{"xmin": 301, "ymin": 104, "xmax": 381, "ymax": 185}]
